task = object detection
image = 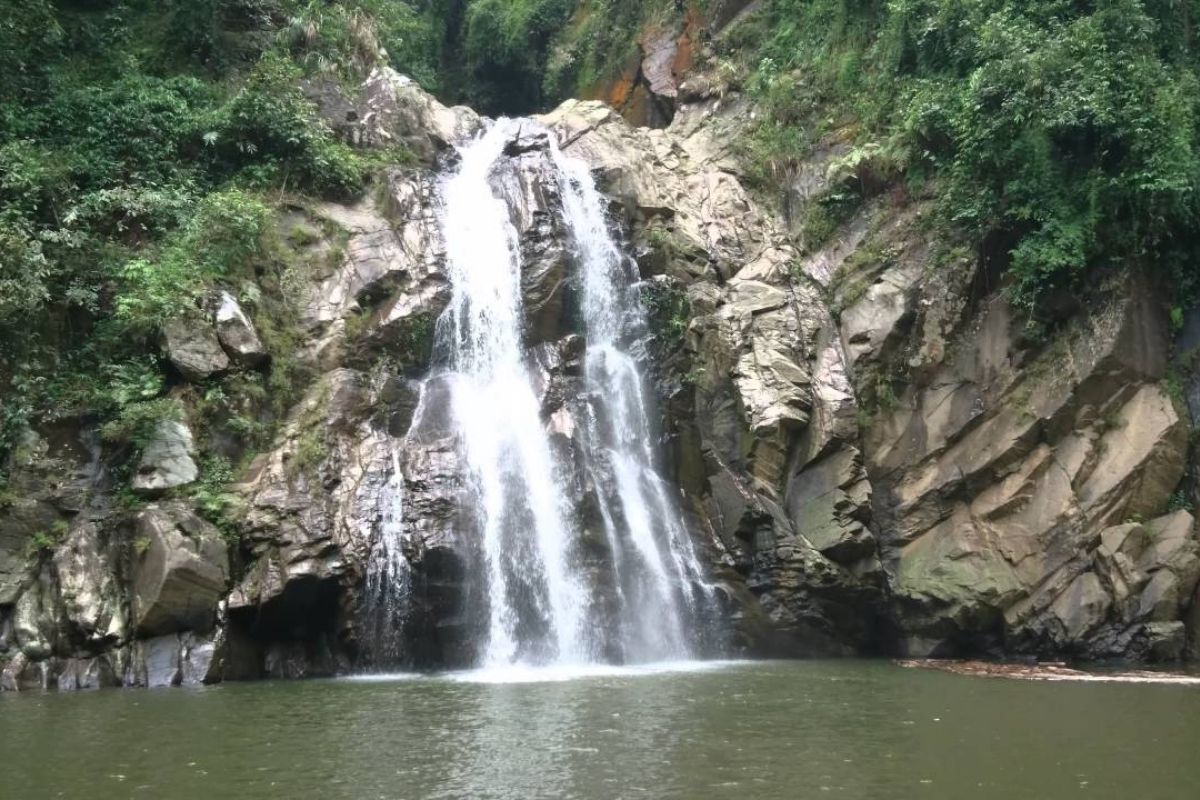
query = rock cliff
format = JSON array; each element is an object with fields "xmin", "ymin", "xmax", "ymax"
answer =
[{"xmin": 3, "ymin": 63, "xmax": 1198, "ymax": 691}]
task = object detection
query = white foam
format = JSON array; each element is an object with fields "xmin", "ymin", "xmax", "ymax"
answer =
[
  {"xmin": 342, "ymin": 660, "xmax": 749, "ymax": 686},
  {"xmin": 445, "ymin": 659, "xmax": 746, "ymax": 684},
  {"xmin": 342, "ymin": 672, "xmax": 428, "ymax": 684}
]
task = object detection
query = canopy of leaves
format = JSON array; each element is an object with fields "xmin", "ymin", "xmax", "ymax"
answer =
[{"xmin": 736, "ymin": 0, "xmax": 1200, "ymax": 310}]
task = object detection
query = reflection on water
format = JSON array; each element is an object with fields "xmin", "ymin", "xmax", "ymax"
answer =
[{"xmin": 3, "ymin": 660, "xmax": 1199, "ymax": 800}]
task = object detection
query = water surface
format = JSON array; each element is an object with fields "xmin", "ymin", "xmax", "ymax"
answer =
[{"xmin": 3, "ymin": 660, "xmax": 1198, "ymax": 799}]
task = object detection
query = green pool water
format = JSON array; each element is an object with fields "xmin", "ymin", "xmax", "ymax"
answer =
[{"xmin": 2, "ymin": 659, "xmax": 1198, "ymax": 799}]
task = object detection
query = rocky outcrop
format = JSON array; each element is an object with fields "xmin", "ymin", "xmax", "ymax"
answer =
[
  {"xmin": 131, "ymin": 420, "xmax": 199, "ymax": 496},
  {"xmin": 544, "ymin": 70, "xmax": 1198, "ymax": 662},
  {"xmin": 211, "ymin": 290, "xmax": 268, "ymax": 367},
  {"xmin": 359, "ymin": 68, "xmax": 482, "ymax": 159},
  {"xmin": 496, "ymin": 129, "xmax": 573, "ymax": 344},
  {"xmin": 300, "ymin": 170, "xmax": 449, "ymax": 370},
  {"xmin": 0, "ymin": 502, "xmax": 234, "ymax": 690},
  {"xmin": 580, "ymin": 1, "xmax": 755, "ymax": 129},
  {"xmin": 814, "ymin": 187, "xmax": 1195, "ymax": 658},
  {"xmin": 6, "ymin": 55, "xmax": 1199, "ymax": 692},
  {"xmin": 543, "ymin": 100, "xmax": 885, "ymax": 655},
  {"xmin": 163, "ymin": 318, "xmax": 230, "ymax": 382},
  {"xmin": 131, "ymin": 504, "xmax": 229, "ymax": 637}
]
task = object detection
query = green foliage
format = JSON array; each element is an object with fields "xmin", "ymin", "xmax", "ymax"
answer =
[
  {"xmin": 737, "ymin": 0, "xmax": 1200, "ymax": 311},
  {"xmin": 292, "ymin": 426, "xmax": 329, "ymax": 478},
  {"xmin": 24, "ymin": 520, "xmax": 70, "ymax": 559},
  {"xmin": 218, "ymin": 53, "xmax": 365, "ymax": 195},
  {"xmin": 0, "ymin": 222, "xmax": 51, "ymax": 323},
  {"xmin": 799, "ymin": 188, "xmax": 861, "ymax": 251},
  {"xmin": 99, "ymin": 358, "xmax": 169, "ymax": 410},
  {"xmin": 0, "ymin": 0, "xmax": 63, "ymax": 103},
  {"xmin": 461, "ymin": 0, "xmax": 574, "ymax": 111},
  {"xmin": 394, "ymin": 313, "xmax": 437, "ymax": 371},
  {"xmin": 115, "ymin": 189, "xmax": 271, "ymax": 333},
  {"xmin": 280, "ymin": 0, "xmax": 439, "ymax": 86},
  {"xmin": 190, "ymin": 454, "xmax": 244, "ymax": 542},
  {"xmin": 1167, "ymin": 489, "xmax": 1195, "ymax": 514},
  {"xmin": 99, "ymin": 398, "xmax": 185, "ymax": 449},
  {"xmin": 643, "ymin": 282, "xmax": 692, "ymax": 350},
  {"xmin": 286, "ymin": 377, "xmax": 332, "ymax": 479},
  {"xmin": 543, "ymin": 0, "xmax": 674, "ymax": 102}
]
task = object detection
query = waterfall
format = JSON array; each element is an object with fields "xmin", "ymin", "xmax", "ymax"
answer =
[
  {"xmin": 363, "ymin": 446, "xmax": 413, "ymax": 664},
  {"xmin": 440, "ymin": 120, "xmax": 591, "ymax": 667},
  {"xmin": 363, "ymin": 384, "xmax": 427, "ymax": 666},
  {"xmin": 371, "ymin": 118, "xmax": 714, "ymax": 669},
  {"xmin": 549, "ymin": 144, "xmax": 715, "ymax": 662}
]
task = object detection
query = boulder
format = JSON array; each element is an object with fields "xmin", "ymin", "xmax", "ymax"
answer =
[
  {"xmin": 354, "ymin": 68, "xmax": 481, "ymax": 160},
  {"xmin": 131, "ymin": 420, "xmax": 199, "ymax": 496},
  {"xmin": 131, "ymin": 504, "xmax": 229, "ymax": 637},
  {"xmin": 212, "ymin": 291, "xmax": 267, "ymax": 366},
  {"xmin": 163, "ymin": 318, "xmax": 229, "ymax": 381}
]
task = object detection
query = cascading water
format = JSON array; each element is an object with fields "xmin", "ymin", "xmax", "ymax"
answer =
[
  {"xmin": 363, "ymin": 383, "xmax": 428, "ymax": 665},
  {"xmin": 368, "ymin": 117, "xmax": 715, "ymax": 669},
  {"xmin": 549, "ymin": 144, "xmax": 715, "ymax": 662},
  {"xmin": 439, "ymin": 120, "xmax": 590, "ymax": 666}
]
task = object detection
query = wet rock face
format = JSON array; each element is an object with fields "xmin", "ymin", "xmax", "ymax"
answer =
[
  {"xmin": 302, "ymin": 169, "xmax": 450, "ymax": 371},
  {"xmin": 7, "ymin": 65, "xmax": 1200, "ymax": 691},
  {"xmin": 492, "ymin": 130, "xmax": 574, "ymax": 345}
]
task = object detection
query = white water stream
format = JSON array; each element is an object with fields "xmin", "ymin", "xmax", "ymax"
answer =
[{"xmin": 368, "ymin": 118, "xmax": 713, "ymax": 668}]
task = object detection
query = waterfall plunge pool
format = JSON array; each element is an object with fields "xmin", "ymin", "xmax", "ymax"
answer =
[{"xmin": 4, "ymin": 659, "xmax": 1199, "ymax": 799}]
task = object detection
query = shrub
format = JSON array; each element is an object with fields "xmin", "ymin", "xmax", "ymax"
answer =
[
  {"xmin": 24, "ymin": 520, "xmax": 70, "ymax": 559},
  {"xmin": 218, "ymin": 52, "xmax": 365, "ymax": 195},
  {"xmin": 738, "ymin": 0, "xmax": 1200, "ymax": 312},
  {"xmin": 114, "ymin": 189, "xmax": 271, "ymax": 333},
  {"xmin": 190, "ymin": 454, "xmax": 242, "ymax": 536},
  {"xmin": 0, "ymin": 0, "xmax": 63, "ymax": 102},
  {"xmin": 0, "ymin": 222, "xmax": 51, "ymax": 326},
  {"xmin": 99, "ymin": 398, "xmax": 185, "ymax": 449}
]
